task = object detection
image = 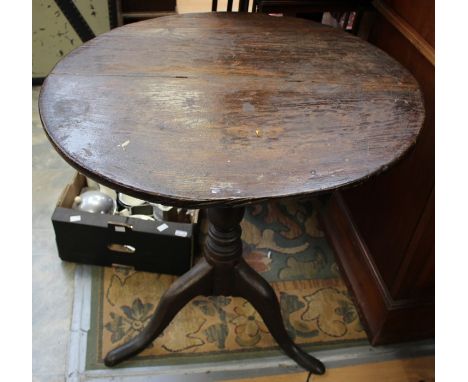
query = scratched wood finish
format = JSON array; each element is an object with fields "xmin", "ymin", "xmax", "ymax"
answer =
[{"xmin": 39, "ymin": 12, "xmax": 424, "ymax": 208}]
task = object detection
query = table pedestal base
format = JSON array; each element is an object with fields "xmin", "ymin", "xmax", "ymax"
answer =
[{"xmin": 104, "ymin": 206, "xmax": 326, "ymax": 375}]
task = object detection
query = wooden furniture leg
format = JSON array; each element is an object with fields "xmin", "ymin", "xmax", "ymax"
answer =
[
  {"xmin": 104, "ymin": 259, "xmax": 214, "ymax": 366},
  {"xmin": 234, "ymin": 258, "xmax": 325, "ymax": 375},
  {"xmin": 104, "ymin": 206, "xmax": 326, "ymax": 375},
  {"xmin": 203, "ymin": 206, "xmax": 325, "ymax": 374}
]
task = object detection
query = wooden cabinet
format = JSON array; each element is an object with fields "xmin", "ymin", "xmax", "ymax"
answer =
[{"xmin": 320, "ymin": 0, "xmax": 434, "ymax": 344}]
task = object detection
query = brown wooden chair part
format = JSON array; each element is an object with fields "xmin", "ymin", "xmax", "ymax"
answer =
[
  {"xmin": 256, "ymin": 0, "xmax": 373, "ymax": 34},
  {"xmin": 212, "ymin": 0, "xmax": 251, "ymax": 12},
  {"xmin": 111, "ymin": 0, "xmax": 177, "ymax": 26},
  {"xmin": 210, "ymin": 1, "xmax": 372, "ymax": 34}
]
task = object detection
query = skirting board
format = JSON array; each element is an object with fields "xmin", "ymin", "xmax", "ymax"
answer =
[{"xmin": 318, "ymin": 191, "xmax": 434, "ymax": 345}]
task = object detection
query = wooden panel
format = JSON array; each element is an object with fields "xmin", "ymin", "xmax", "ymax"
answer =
[
  {"xmin": 385, "ymin": 0, "xmax": 434, "ymax": 47},
  {"xmin": 320, "ymin": 192, "xmax": 434, "ymax": 344},
  {"xmin": 319, "ymin": 192, "xmax": 388, "ymax": 341},
  {"xmin": 391, "ymin": 189, "xmax": 434, "ymax": 300},
  {"xmin": 342, "ymin": 7, "xmax": 434, "ymax": 291},
  {"xmin": 372, "ymin": 0, "xmax": 434, "ymax": 64},
  {"xmin": 321, "ymin": 0, "xmax": 434, "ymax": 344}
]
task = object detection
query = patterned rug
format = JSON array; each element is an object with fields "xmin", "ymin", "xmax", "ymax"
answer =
[{"xmin": 86, "ymin": 199, "xmax": 368, "ymax": 369}]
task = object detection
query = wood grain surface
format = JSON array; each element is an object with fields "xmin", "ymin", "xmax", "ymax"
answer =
[
  {"xmin": 39, "ymin": 12, "xmax": 424, "ymax": 208},
  {"xmin": 221, "ymin": 356, "xmax": 435, "ymax": 382}
]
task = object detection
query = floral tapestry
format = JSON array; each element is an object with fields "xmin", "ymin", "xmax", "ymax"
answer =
[{"xmin": 87, "ymin": 199, "xmax": 367, "ymax": 369}]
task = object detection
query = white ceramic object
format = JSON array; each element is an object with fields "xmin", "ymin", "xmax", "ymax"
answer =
[
  {"xmin": 99, "ymin": 184, "xmax": 117, "ymax": 200},
  {"xmin": 118, "ymin": 193, "xmax": 148, "ymax": 208},
  {"xmin": 119, "ymin": 208, "xmax": 131, "ymax": 217},
  {"xmin": 85, "ymin": 177, "xmax": 100, "ymax": 190}
]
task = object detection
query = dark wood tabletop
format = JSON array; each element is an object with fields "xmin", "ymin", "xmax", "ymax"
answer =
[{"xmin": 39, "ymin": 12, "xmax": 424, "ymax": 208}]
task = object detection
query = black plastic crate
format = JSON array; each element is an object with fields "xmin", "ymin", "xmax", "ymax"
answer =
[{"xmin": 51, "ymin": 173, "xmax": 198, "ymax": 275}]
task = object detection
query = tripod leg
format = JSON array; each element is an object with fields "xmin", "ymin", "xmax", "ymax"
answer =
[
  {"xmin": 234, "ymin": 259, "xmax": 326, "ymax": 375},
  {"xmin": 104, "ymin": 258, "xmax": 214, "ymax": 366}
]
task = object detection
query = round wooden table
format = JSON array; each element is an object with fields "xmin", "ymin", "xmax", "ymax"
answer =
[{"xmin": 39, "ymin": 13, "xmax": 424, "ymax": 375}]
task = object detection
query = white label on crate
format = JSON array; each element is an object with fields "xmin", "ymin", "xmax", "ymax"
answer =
[
  {"xmin": 115, "ymin": 226, "xmax": 126, "ymax": 232},
  {"xmin": 69, "ymin": 215, "xmax": 81, "ymax": 222},
  {"xmin": 175, "ymin": 230, "xmax": 188, "ymax": 237},
  {"xmin": 157, "ymin": 223, "xmax": 169, "ymax": 232}
]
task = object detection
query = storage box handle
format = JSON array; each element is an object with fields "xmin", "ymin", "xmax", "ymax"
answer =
[
  {"xmin": 107, "ymin": 243, "xmax": 136, "ymax": 254},
  {"xmin": 108, "ymin": 221, "xmax": 133, "ymax": 232}
]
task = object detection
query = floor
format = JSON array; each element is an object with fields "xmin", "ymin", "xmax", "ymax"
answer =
[
  {"xmin": 32, "ymin": 85, "xmax": 76, "ymax": 382},
  {"xmin": 224, "ymin": 356, "xmax": 435, "ymax": 382}
]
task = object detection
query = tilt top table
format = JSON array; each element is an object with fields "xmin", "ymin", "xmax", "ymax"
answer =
[{"xmin": 39, "ymin": 12, "xmax": 424, "ymax": 376}]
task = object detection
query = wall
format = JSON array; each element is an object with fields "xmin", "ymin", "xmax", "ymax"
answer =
[{"xmin": 32, "ymin": 0, "xmax": 111, "ymax": 79}]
